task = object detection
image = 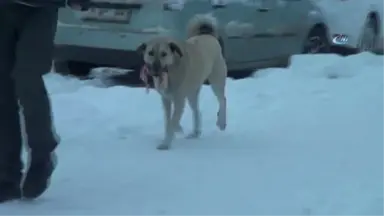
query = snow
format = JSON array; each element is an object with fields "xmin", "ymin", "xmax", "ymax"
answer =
[{"xmin": 0, "ymin": 53, "xmax": 383, "ymax": 215}]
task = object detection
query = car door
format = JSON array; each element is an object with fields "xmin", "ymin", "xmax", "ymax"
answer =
[
  {"xmin": 212, "ymin": 0, "xmax": 273, "ymax": 64},
  {"xmin": 266, "ymin": 0, "xmax": 310, "ymax": 57},
  {"xmin": 246, "ymin": 0, "xmax": 284, "ymax": 61},
  {"xmin": 236, "ymin": 0, "xmax": 294, "ymax": 62}
]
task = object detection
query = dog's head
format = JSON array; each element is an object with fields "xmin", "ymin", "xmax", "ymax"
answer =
[{"xmin": 136, "ymin": 39, "xmax": 183, "ymax": 77}]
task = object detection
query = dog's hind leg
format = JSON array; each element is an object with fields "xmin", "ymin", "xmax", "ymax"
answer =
[
  {"xmin": 186, "ymin": 87, "xmax": 202, "ymax": 139},
  {"xmin": 208, "ymin": 56, "xmax": 227, "ymax": 131}
]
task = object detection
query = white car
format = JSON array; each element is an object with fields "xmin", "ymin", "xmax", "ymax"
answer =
[
  {"xmin": 54, "ymin": 0, "xmax": 330, "ymax": 77},
  {"xmin": 315, "ymin": 0, "xmax": 383, "ymax": 53}
]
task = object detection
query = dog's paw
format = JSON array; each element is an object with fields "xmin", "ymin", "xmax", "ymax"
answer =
[
  {"xmin": 186, "ymin": 130, "xmax": 201, "ymax": 139},
  {"xmin": 217, "ymin": 110, "xmax": 227, "ymax": 131},
  {"xmin": 216, "ymin": 120, "xmax": 226, "ymax": 131},
  {"xmin": 157, "ymin": 139, "xmax": 171, "ymax": 150},
  {"xmin": 157, "ymin": 143, "xmax": 170, "ymax": 150},
  {"xmin": 175, "ymin": 124, "xmax": 184, "ymax": 134}
]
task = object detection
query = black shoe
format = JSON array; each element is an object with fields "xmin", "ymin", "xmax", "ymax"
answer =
[
  {"xmin": 0, "ymin": 182, "xmax": 21, "ymax": 203},
  {"xmin": 22, "ymin": 152, "xmax": 57, "ymax": 199}
]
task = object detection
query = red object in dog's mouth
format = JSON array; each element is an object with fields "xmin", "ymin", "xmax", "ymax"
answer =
[
  {"xmin": 140, "ymin": 64, "xmax": 168, "ymax": 93},
  {"xmin": 140, "ymin": 64, "xmax": 150, "ymax": 86}
]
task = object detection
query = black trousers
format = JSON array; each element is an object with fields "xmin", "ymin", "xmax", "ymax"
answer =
[{"xmin": 0, "ymin": 4, "xmax": 59, "ymax": 183}]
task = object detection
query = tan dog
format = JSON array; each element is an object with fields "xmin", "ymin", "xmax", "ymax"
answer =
[{"xmin": 137, "ymin": 14, "xmax": 227, "ymax": 150}]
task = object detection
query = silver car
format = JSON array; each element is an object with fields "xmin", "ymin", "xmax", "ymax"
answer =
[{"xmin": 54, "ymin": 0, "xmax": 329, "ymax": 76}]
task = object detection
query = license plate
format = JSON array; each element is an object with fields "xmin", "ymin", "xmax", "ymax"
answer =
[{"xmin": 80, "ymin": 8, "xmax": 132, "ymax": 23}]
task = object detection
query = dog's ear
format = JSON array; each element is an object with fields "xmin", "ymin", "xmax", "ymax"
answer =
[
  {"xmin": 136, "ymin": 43, "xmax": 147, "ymax": 54},
  {"xmin": 169, "ymin": 42, "xmax": 183, "ymax": 57}
]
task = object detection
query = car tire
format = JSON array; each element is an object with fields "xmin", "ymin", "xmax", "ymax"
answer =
[
  {"xmin": 53, "ymin": 60, "xmax": 93, "ymax": 79},
  {"xmin": 302, "ymin": 25, "xmax": 330, "ymax": 54},
  {"xmin": 357, "ymin": 16, "xmax": 378, "ymax": 52}
]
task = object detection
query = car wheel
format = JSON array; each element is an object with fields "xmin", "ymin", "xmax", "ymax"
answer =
[
  {"xmin": 302, "ymin": 25, "xmax": 330, "ymax": 54},
  {"xmin": 53, "ymin": 60, "xmax": 93, "ymax": 79},
  {"xmin": 357, "ymin": 17, "xmax": 378, "ymax": 52}
]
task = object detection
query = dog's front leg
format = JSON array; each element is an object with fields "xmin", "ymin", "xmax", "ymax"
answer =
[
  {"xmin": 186, "ymin": 88, "xmax": 202, "ymax": 139},
  {"xmin": 157, "ymin": 96, "xmax": 186, "ymax": 150},
  {"xmin": 161, "ymin": 96, "xmax": 172, "ymax": 137}
]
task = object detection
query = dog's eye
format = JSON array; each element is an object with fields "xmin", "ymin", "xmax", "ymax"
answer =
[
  {"xmin": 160, "ymin": 52, "xmax": 167, "ymax": 57},
  {"xmin": 148, "ymin": 51, "xmax": 154, "ymax": 56}
]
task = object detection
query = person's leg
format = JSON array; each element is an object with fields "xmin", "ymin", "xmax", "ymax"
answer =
[
  {"xmin": 11, "ymin": 5, "xmax": 60, "ymax": 199},
  {"xmin": 0, "ymin": 5, "xmax": 24, "ymax": 203}
]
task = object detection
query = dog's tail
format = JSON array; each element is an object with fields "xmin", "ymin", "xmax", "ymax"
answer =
[{"xmin": 187, "ymin": 13, "xmax": 219, "ymax": 39}]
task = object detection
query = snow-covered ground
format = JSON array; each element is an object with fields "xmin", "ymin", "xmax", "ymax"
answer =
[{"xmin": 0, "ymin": 53, "xmax": 383, "ymax": 215}]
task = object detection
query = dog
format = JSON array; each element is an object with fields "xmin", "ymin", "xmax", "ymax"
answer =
[{"xmin": 137, "ymin": 14, "xmax": 227, "ymax": 150}]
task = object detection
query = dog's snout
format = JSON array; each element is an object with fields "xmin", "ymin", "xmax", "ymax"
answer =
[{"xmin": 152, "ymin": 60, "xmax": 162, "ymax": 74}]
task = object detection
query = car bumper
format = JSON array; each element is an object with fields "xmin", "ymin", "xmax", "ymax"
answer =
[
  {"xmin": 325, "ymin": 18, "xmax": 360, "ymax": 49},
  {"xmin": 316, "ymin": 2, "xmax": 363, "ymax": 49},
  {"xmin": 54, "ymin": 44, "xmax": 143, "ymax": 69}
]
